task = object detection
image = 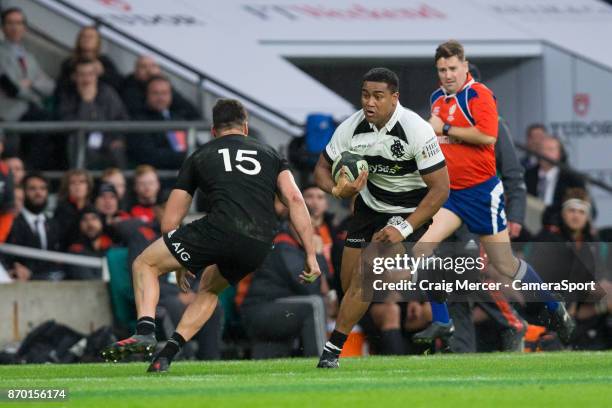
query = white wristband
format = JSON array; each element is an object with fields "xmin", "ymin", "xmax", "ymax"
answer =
[{"xmin": 387, "ymin": 218, "xmax": 413, "ymax": 239}]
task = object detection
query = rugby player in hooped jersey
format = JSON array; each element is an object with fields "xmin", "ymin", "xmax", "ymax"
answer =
[
  {"xmin": 314, "ymin": 67, "xmax": 450, "ymax": 368},
  {"xmin": 411, "ymin": 40, "xmax": 574, "ymax": 345}
]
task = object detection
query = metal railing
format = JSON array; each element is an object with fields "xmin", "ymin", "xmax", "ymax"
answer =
[
  {"xmin": 0, "ymin": 243, "xmax": 108, "ymax": 281},
  {"xmin": 0, "ymin": 243, "xmax": 104, "ymax": 269},
  {"xmin": 0, "ymin": 120, "xmax": 209, "ymax": 170}
]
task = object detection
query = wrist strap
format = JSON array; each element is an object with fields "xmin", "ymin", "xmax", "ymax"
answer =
[{"xmin": 387, "ymin": 219, "xmax": 413, "ymax": 239}]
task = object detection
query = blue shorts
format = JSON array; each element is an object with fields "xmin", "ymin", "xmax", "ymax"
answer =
[{"xmin": 443, "ymin": 175, "xmax": 507, "ymax": 235}]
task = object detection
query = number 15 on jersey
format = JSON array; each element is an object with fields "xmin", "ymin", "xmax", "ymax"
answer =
[{"xmin": 218, "ymin": 148, "xmax": 261, "ymax": 175}]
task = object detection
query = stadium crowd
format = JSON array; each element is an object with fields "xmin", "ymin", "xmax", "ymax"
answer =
[{"xmin": 0, "ymin": 7, "xmax": 610, "ymax": 361}]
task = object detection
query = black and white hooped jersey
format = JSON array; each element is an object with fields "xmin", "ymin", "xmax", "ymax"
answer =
[{"xmin": 323, "ymin": 103, "xmax": 446, "ymax": 213}]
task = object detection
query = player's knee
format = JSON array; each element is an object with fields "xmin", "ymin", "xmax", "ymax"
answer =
[
  {"xmin": 198, "ymin": 271, "xmax": 228, "ymax": 295},
  {"xmin": 132, "ymin": 253, "xmax": 158, "ymax": 276},
  {"xmin": 199, "ymin": 283, "xmax": 223, "ymax": 296},
  {"xmin": 490, "ymin": 256, "xmax": 519, "ymax": 278},
  {"xmin": 132, "ymin": 255, "xmax": 146, "ymax": 273}
]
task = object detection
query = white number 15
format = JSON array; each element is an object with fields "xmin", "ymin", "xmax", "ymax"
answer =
[{"xmin": 218, "ymin": 148, "xmax": 261, "ymax": 175}]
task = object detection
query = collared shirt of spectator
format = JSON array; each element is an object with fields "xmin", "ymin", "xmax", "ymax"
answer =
[
  {"xmin": 128, "ymin": 75, "xmax": 201, "ymax": 169},
  {"xmin": 56, "ymin": 58, "xmax": 129, "ymax": 169},
  {"xmin": 0, "ymin": 7, "xmax": 54, "ymax": 121},
  {"xmin": 524, "ymin": 135, "xmax": 587, "ymax": 225},
  {"xmin": 6, "ymin": 172, "xmax": 63, "ymax": 280}
]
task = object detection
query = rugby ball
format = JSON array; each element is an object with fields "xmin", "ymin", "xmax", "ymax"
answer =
[{"xmin": 332, "ymin": 152, "xmax": 369, "ymax": 183}]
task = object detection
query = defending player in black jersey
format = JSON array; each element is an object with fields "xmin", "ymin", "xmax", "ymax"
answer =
[{"xmin": 102, "ymin": 99, "xmax": 321, "ymax": 372}]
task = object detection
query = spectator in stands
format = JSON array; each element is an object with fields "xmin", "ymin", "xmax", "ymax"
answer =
[
  {"xmin": 13, "ymin": 184, "xmax": 23, "ymax": 214},
  {"xmin": 3, "ymin": 154, "xmax": 24, "ymax": 186},
  {"xmin": 521, "ymin": 124, "xmax": 548, "ymax": 170},
  {"xmin": 240, "ymin": 222, "xmax": 330, "ymax": 359},
  {"xmin": 93, "ymin": 182, "xmax": 130, "ymax": 241},
  {"xmin": 302, "ymin": 185, "xmax": 342, "ymax": 321},
  {"xmin": 129, "ymin": 165, "xmax": 160, "ymax": 223},
  {"xmin": 101, "ymin": 167, "xmax": 127, "ymax": 210},
  {"xmin": 524, "ymin": 135, "xmax": 586, "ymax": 226},
  {"xmin": 303, "ymin": 184, "xmax": 339, "ymax": 278},
  {"xmin": 128, "ymin": 75, "xmax": 200, "ymax": 169},
  {"xmin": 0, "ymin": 7, "xmax": 54, "ymax": 122},
  {"xmin": 56, "ymin": 58, "xmax": 129, "ymax": 169},
  {"xmin": 66, "ymin": 206, "xmax": 113, "ymax": 279},
  {"xmin": 54, "ymin": 169, "xmax": 94, "ymax": 248},
  {"xmin": 0, "ymin": 134, "xmax": 15, "ymax": 242},
  {"xmin": 55, "ymin": 26, "xmax": 122, "ymax": 98},
  {"xmin": 6, "ymin": 172, "xmax": 63, "ymax": 280},
  {"xmin": 120, "ymin": 55, "xmax": 160, "ymax": 116},
  {"xmin": 0, "ymin": 8, "xmax": 57, "ymax": 169},
  {"xmin": 120, "ymin": 55, "xmax": 199, "ymax": 117},
  {"xmin": 530, "ymin": 188, "xmax": 609, "ymax": 349}
]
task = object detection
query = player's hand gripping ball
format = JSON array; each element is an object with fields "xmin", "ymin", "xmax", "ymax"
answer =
[{"xmin": 332, "ymin": 151, "xmax": 369, "ymax": 183}]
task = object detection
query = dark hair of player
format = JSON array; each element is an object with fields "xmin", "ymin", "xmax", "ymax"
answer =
[
  {"xmin": 212, "ymin": 99, "xmax": 248, "ymax": 131},
  {"xmin": 435, "ymin": 40, "xmax": 465, "ymax": 63},
  {"xmin": 362, "ymin": 67, "xmax": 399, "ymax": 93}
]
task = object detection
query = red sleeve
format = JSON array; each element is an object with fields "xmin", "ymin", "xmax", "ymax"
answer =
[{"xmin": 469, "ymin": 85, "xmax": 498, "ymax": 137}]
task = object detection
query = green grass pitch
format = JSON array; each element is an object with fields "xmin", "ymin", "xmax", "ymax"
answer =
[{"xmin": 1, "ymin": 351, "xmax": 611, "ymax": 407}]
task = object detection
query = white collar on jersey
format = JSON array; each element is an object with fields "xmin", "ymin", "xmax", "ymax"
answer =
[{"xmin": 368, "ymin": 102, "xmax": 402, "ymax": 133}]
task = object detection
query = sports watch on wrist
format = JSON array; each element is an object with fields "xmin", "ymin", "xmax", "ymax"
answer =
[{"xmin": 442, "ymin": 123, "xmax": 451, "ymax": 136}]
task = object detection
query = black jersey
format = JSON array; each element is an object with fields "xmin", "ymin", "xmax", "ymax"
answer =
[{"xmin": 174, "ymin": 134, "xmax": 289, "ymax": 242}]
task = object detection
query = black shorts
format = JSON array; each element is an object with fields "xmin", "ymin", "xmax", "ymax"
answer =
[
  {"xmin": 163, "ymin": 219, "xmax": 272, "ymax": 285},
  {"xmin": 344, "ymin": 196, "xmax": 430, "ymax": 248}
]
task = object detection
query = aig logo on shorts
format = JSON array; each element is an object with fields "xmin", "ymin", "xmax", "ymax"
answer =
[{"xmin": 171, "ymin": 242, "xmax": 191, "ymax": 262}]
